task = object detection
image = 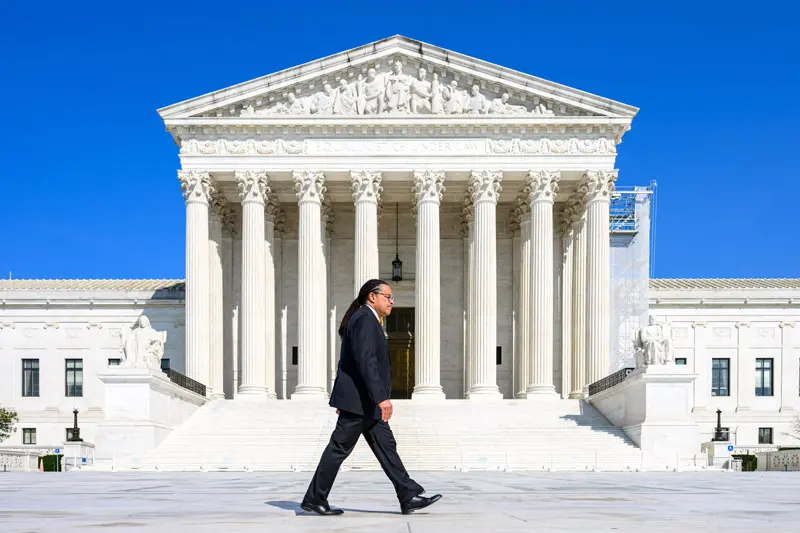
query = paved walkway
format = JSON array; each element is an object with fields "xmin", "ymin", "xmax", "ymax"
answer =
[{"xmin": 1, "ymin": 471, "xmax": 798, "ymax": 532}]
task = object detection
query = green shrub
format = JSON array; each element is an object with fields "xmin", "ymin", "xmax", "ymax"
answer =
[
  {"xmin": 37, "ymin": 455, "xmax": 63, "ymax": 472},
  {"xmin": 732, "ymin": 454, "xmax": 757, "ymax": 471}
]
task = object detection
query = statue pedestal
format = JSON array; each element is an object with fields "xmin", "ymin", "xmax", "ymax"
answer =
[
  {"xmin": 588, "ymin": 365, "xmax": 699, "ymax": 459},
  {"xmin": 701, "ymin": 440, "xmax": 733, "ymax": 469},
  {"xmin": 94, "ymin": 367, "xmax": 207, "ymax": 465}
]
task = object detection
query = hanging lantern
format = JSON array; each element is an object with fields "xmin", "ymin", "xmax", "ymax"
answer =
[{"xmin": 392, "ymin": 202, "xmax": 403, "ymax": 282}]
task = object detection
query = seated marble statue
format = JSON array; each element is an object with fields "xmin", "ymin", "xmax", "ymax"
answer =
[
  {"xmin": 632, "ymin": 315, "xmax": 673, "ymax": 367},
  {"xmin": 120, "ymin": 316, "xmax": 167, "ymax": 370}
]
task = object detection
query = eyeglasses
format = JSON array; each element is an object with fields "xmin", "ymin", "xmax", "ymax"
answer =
[{"xmin": 372, "ymin": 291, "xmax": 395, "ymax": 303}]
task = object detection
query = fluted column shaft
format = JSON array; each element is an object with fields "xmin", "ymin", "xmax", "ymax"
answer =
[
  {"xmin": 221, "ymin": 223, "xmax": 234, "ymax": 399},
  {"xmin": 351, "ymin": 171, "xmax": 381, "ymax": 293},
  {"xmin": 516, "ymin": 212, "xmax": 532, "ymax": 398},
  {"xmin": 527, "ymin": 170, "xmax": 560, "ymax": 397},
  {"xmin": 264, "ymin": 204, "xmax": 277, "ymax": 399},
  {"xmin": 293, "ymin": 170, "xmax": 328, "ymax": 398},
  {"xmin": 570, "ymin": 211, "xmax": 588, "ymax": 398},
  {"xmin": 560, "ymin": 218, "xmax": 574, "ymax": 399},
  {"xmin": 236, "ymin": 170, "xmax": 268, "ymax": 396},
  {"xmin": 468, "ymin": 170, "xmax": 503, "ymax": 399},
  {"xmin": 208, "ymin": 198, "xmax": 225, "ymax": 399},
  {"xmin": 584, "ymin": 170, "xmax": 616, "ymax": 387},
  {"xmin": 179, "ymin": 170, "xmax": 212, "ymax": 390},
  {"xmin": 412, "ymin": 170, "xmax": 446, "ymax": 399}
]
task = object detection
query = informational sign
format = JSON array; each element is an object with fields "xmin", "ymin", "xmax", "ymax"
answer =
[
  {"xmin": 54, "ymin": 448, "xmax": 60, "ymax": 454},
  {"xmin": 727, "ymin": 445, "xmax": 734, "ymax": 452}
]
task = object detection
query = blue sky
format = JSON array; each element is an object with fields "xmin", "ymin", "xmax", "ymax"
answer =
[{"xmin": 1, "ymin": 1, "xmax": 796, "ymax": 280}]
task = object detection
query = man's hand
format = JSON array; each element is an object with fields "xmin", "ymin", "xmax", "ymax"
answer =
[{"xmin": 378, "ymin": 399, "xmax": 393, "ymax": 422}]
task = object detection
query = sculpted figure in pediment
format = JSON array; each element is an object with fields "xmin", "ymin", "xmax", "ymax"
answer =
[
  {"xmin": 442, "ymin": 80, "xmax": 467, "ymax": 114},
  {"xmin": 356, "ymin": 68, "xmax": 384, "ymax": 115},
  {"xmin": 409, "ymin": 67, "xmax": 433, "ymax": 114},
  {"xmin": 333, "ymin": 79, "xmax": 358, "ymax": 116},
  {"xmin": 488, "ymin": 93, "xmax": 528, "ymax": 115},
  {"xmin": 310, "ymin": 83, "xmax": 336, "ymax": 114},
  {"xmin": 464, "ymin": 85, "xmax": 488, "ymax": 114},
  {"xmin": 383, "ymin": 59, "xmax": 412, "ymax": 114},
  {"xmin": 430, "ymin": 73, "xmax": 443, "ymax": 114}
]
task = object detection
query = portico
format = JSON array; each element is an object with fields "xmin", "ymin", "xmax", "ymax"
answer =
[{"xmin": 160, "ymin": 35, "xmax": 636, "ymax": 401}]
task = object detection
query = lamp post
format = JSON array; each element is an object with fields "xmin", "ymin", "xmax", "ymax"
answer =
[
  {"xmin": 712, "ymin": 408, "xmax": 725, "ymax": 441},
  {"xmin": 68, "ymin": 407, "xmax": 83, "ymax": 442},
  {"xmin": 391, "ymin": 202, "xmax": 403, "ymax": 282}
]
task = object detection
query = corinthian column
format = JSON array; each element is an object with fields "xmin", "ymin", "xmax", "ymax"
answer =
[
  {"xmin": 235, "ymin": 170, "xmax": 269, "ymax": 396},
  {"xmin": 515, "ymin": 191, "xmax": 533, "ymax": 398},
  {"xmin": 583, "ymin": 169, "xmax": 617, "ymax": 386},
  {"xmin": 412, "ymin": 170, "xmax": 446, "ymax": 400},
  {"xmin": 559, "ymin": 208, "xmax": 574, "ymax": 399},
  {"xmin": 351, "ymin": 170, "xmax": 382, "ymax": 293},
  {"xmin": 178, "ymin": 170, "xmax": 213, "ymax": 391},
  {"xmin": 263, "ymin": 197, "xmax": 280, "ymax": 399},
  {"xmin": 208, "ymin": 192, "xmax": 230, "ymax": 399},
  {"xmin": 461, "ymin": 201, "xmax": 474, "ymax": 398},
  {"xmin": 292, "ymin": 170, "xmax": 328, "ymax": 398},
  {"xmin": 569, "ymin": 195, "xmax": 588, "ymax": 398},
  {"xmin": 527, "ymin": 170, "xmax": 560, "ymax": 397},
  {"xmin": 467, "ymin": 170, "xmax": 503, "ymax": 399}
]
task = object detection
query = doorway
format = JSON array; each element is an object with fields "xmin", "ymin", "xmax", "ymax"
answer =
[{"xmin": 383, "ymin": 307, "xmax": 414, "ymax": 399}]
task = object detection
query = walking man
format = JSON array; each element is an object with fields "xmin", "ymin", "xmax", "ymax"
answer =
[{"xmin": 301, "ymin": 279, "xmax": 442, "ymax": 515}]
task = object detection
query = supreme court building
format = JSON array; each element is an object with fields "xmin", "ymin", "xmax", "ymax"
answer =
[{"xmin": 162, "ymin": 35, "xmax": 633, "ymax": 403}]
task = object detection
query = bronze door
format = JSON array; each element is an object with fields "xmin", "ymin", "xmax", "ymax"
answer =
[{"xmin": 383, "ymin": 307, "xmax": 414, "ymax": 399}]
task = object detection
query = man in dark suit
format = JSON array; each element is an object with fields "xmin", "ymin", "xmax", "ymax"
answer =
[{"xmin": 301, "ymin": 279, "xmax": 442, "ymax": 516}]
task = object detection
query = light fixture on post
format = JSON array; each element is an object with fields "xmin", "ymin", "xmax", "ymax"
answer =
[
  {"xmin": 68, "ymin": 407, "xmax": 83, "ymax": 442},
  {"xmin": 391, "ymin": 202, "xmax": 403, "ymax": 282}
]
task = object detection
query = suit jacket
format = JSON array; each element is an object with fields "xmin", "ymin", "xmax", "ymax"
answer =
[{"xmin": 329, "ymin": 305, "xmax": 391, "ymax": 419}]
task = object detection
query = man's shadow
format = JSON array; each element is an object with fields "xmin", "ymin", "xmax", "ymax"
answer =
[{"xmin": 265, "ymin": 500, "xmax": 404, "ymax": 515}]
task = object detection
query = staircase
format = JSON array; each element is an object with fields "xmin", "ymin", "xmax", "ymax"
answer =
[{"xmin": 108, "ymin": 399, "xmax": 685, "ymax": 472}]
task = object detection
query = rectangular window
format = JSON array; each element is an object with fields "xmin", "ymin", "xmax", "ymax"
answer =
[
  {"xmin": 22, "ymin": 428, "xmax": 36, "ymax": 445},
  {"xmin": 711, "ymin": 358, "xmax": 730, "ymax": 396},
  {"xmin": 22, "ymin": 359, "xmax": 40, "ymax": 397},
  {"xmin": 292, "ymin": 347, "xmax": 298, "ymax": 366},
  {"xmin": 758, "ymin": 427, "xmax": 773, "ymax": 444},
  {"xmin": 496, "ymin": 346, "xmax": 502, "ymax": 365},
  {"xmin": 755, "ymin": 358, "xmax": 773, "ymax": 397},
  {"xmin": 675, "ymin": 358, "xmax": 687, "ymax": 365},
  {"xmin": 108, "ymin": 358, "xmax": 121, "ymax": 366},
  {"xmin": 65, "ymin": 359, "xmax": 83, "ymax": 397}
]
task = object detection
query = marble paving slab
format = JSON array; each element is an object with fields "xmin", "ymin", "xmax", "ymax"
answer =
[{"xmin": 1, "ymin": 471, "xmax": 798, "ymax": 532}]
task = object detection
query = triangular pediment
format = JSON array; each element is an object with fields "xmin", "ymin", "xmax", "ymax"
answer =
[{"xmin": 158, "ymin": 35, "xmax": 637, "ymax": 121}]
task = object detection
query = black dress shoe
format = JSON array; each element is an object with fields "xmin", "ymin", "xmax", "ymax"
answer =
[
  {"xmin": 400, "ymin": 494, "xmax": 442, "ymax": 514},
  {"xmin": 300, "ymin": 501, "xmax": 344, "ymax": 516}
]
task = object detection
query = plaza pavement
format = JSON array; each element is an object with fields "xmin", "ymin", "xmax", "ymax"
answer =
[{"xmin": 1, "ymin": 470, "xmax": 798, "ymax": 532}]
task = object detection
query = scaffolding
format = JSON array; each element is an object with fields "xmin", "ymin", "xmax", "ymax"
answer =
[{"xmin": 609, "ymin": 182, "xmax": 656, "ymax": 372}]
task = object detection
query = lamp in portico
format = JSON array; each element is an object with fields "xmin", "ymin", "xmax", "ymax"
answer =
[{"xmin": 391, "ymin": 202, "xmax": 403, "ymax": 282}]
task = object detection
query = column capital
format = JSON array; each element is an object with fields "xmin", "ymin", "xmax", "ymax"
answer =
[
  {"xmin": 459, "ymin": 194, "xmax": 474, "ymax": 237},
  {"xmin": 581, "ymin": 169, "xmax": 618, "ymax": 202},
  {"xmin": 469, "ymin": 170, "xmax": 503, "ymax": 205},
  {"xmin": 558, "ymin": 207, "xmax": 575, "ymax": 238},
  {"xmin": 179, "ymin": 170, "xmax": 214, "ymax": 205},
  {"xmin": 235, "ymin": 170, "xmax": 269, "ymax": 205},
  {"xmin": 211, "ymin": 193, "xmax": 236, "ymax": 236},
  {"xmin": 293, "ymin": 170, "xmax": 326, "ymax": 205},
  {"xmin": 265, "ymin": 195, "xmax": 282, "ymax": 223},
  {"xmin": 321, "ymin": 195, "xmax": 334, "ymax": 236},
  {"xmin": 508, "ymin": 206, "xmax": 520, "ymax": 236},
  {"xmin": 526, "ymin": 170, "xmax": 560, "ymax": 205},
  {"xmin": 516, "ymin": 184, "xmax": 532, "ymax": 220},
  {"xmin": 351, "ymin": 170, "xmax": 382, "ymax": 204},
  {"xmin": 412, "ymin": 170, "xmax": 446, "ymax": 205}
]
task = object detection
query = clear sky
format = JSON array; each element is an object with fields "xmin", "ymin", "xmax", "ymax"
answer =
[{"xmin": 1, "ymin": 0, "xmax": 797, "ymax": 280}]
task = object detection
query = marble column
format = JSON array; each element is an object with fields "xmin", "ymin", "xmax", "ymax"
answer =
[
  {"xmin": 351, "ymin": 171, "xmax": 382, "ymax": 293},
  {"xmin": 461, "ymin": 203, "xmax": 473, "ymax": 399},
  {"xmin": 468, "ymin": 170, "xmax": 503, "ymax": 399},
  {"xmin": 293, "ymin": 170, "xmax": 328, "ymax": 398},
  {"xmin": 273, "ymin": 210, "xmax": 286, "ymax": 399},
  {"xmin": 569, "ymin": 196, "xmax": 588, "ymax": 398},
  {"xmin": 411, "ymin": 170, "xmax": 446, "ymax": 399},
  {"xmin": 559, "ymin": 209, "xmax": 574, "ymax": 399},
  {"xmin": 583, "ymin": 169, "xmax": 616, "ymax": 386},
  {"xmin": 321, "ymin": 197, "xmax": 335, "ymax": 394},
  {"xmin": 509, "ymin": 210, "xmax": 521, "ymax": 397},
  {"xmin": 221, "ymin": 212, "xmax": 235, "ymax": 399},
  {"xmin": 208, "ymin": 193, "xmax": 229, "ymax": 399},
  {"xmin": 263, "ymin": 198, "xmax": 279, "ymax": 399},
  {"xmin": 527, "ymin": 170, "xmax": 560, "ymax": 397},
  {"xmin": 516, "ymin": 194, "xmax": 533, "ymax": 398},
  {"xmin": 235, "ymin": 170, "xmax": 268, "ymax": 396},
  {"xmin": 178, "ymin": 170, "xmax": 213, "ymax": 390}
]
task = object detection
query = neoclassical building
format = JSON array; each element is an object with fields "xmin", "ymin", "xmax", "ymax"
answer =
[
  {"xmin": 161, "ymin": 35, "xmax": 634, "ymax": 403},
  {"xmin": 1, "ymin": 36, "xmax": 797, "ymax": 470}
]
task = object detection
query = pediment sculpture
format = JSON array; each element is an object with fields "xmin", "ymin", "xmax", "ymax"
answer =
[
  {"xmin": 241, "ymin": 59, "xmax": 555, "ymax": 118},
  {"xmin": 120, "ymin": 316, "xmax": 167, "ymax": 371},
  {"xmin": 632, "ymin": 314, "xmax": 674, "ymax": 367}
]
